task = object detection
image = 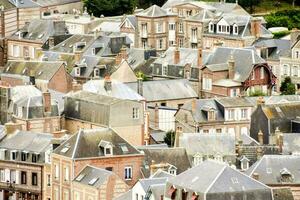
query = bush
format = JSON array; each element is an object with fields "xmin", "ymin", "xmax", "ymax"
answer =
[
  {"xmin": 265, "ymin": 9, "xmax": 300, "ymax": 29},
  {"xmin": 164, "ymin": 130, "xmax": 175, "ymax": 147},
  {"xmin": 280, "ymin": 77, "xmax": 296, "ymax": 95},
  {"xmin": 249, "ymin": 89, "xmax": 267, "ymax": 97},
  {"xmin": 272, "ymin": 30, "xmax": 290, "ymax": 39}
]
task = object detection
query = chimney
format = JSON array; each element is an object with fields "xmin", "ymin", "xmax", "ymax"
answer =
[
  {"xmin": 256, "ymin": 96, "xmax": 265, "ymax": 105},
  {"xmin": 256, "ymin": 146, "xmax": 263, "ymax": 160},
  {"xmin": 52, "ymin": 130, "xmax": 67, "ymax": 139},
  {"xmin": 258, "ymin": 130, "xmax": 264, "ymax": 145},
  {"xmin": 250, "ymin": 18, "xmax": 261, "ymax": 38},
  {"xmin": 35, "ymin": 48, "xmax": 43, "ymax": 60},
  {"xmin": 74, "ymin": 51, "xmax": 81, "ymax": 63},
  {"xmin": 104, "ymin": 76, "xmax": 112, "ymax": 91},
  {"xmin": 290, "ymin": 28, "xmax": 300, "ymax": 48},
  {"xmin": 228, "ymin": 53, "xmax": 235, "ymax": 79},
  {"xmin": 4, "ymin": 122, "xmax": 22, "ymax": 134},
  {"xmin": 48, "ymin": 36, "xmax": 55, "ymax": 49},
  {"xmin": 43, "ymin": 90, "xmax": 51, "ymax": 113},
  {"xmin": 154, "ymin": 104, "xmax": 159, "ymax": 129},
  {"xmin": 174, "ymin": 47, "xmax": 180, "ymax": 64},
  {"xmin": 252, "ymin": 173, "xmax": 259, "ymax": 180},
  {"xmin": 191, "ymin": 99, "xmax": 197, "ymax": 113},
  {"xmin": 275, "ymin": 127, "xmax": 283, "ymax": 152},
  {"xmin": 150, "ymin": 160, "xmax": 156, "ymax": 175},
  {"xmin": 72, "ymin": 80, "xmax": 82, "ymax": 92},
  {"xmin": 137, "ymin": 77, "xmax": 143, "ymax": 96},
  {"xmin": 174, "ymin": 127, "xmax": 183, "ymax": 147},
  {"xmin": 198, "ymin": 47, "xmax": 202, "ymax": 67},
  {"xmin": 115, "ymin": 46, "xmax": 128, "ymax": 65}
]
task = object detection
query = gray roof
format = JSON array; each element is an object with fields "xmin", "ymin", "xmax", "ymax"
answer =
[
  {"xmin": 114, "ymin": 190, "xmax": 132, "ymax": 200},
  {"xmin": 240, "ymin": 133, "xmax": 259, "ymax": 145},
  {"xmin": 147, "ymin": 183, "xmax": 166, "ymax": 200},
  {"xmin": 179, "ymin": 133, "xmax": 236, "ymax": 157},
  {"xmin": 73, "ymin": 165, "xmax": 116, "ymax": 188},
  {"xmin": 126, "ymin": 79, "xmax": 197, "ymax": 102},
  {"xmin": 204, "ymin": 47, "xmax": 266, "ymax": 82},
  {"xmin": 150, "ymin": 131, "xmax": 167, "ymax": 143},
  {"xmin": 167, "ymin": 160, "xmax": 272, "ymax": 198},
  {"xmin": 282, "ymin": 133, "xmax": 300, "ymax": 155},
  {"xmin": 139, "ymin": 178, "xmax": 167, "ymax": 192},
  {"xmin": 216, "ymin": 97, "xmax": 253, "ymax": 108},
  {"xmin": 245, "ymin": 95, "xmax": 300, "ymax": 105},
  {"xmin": 53, "ymin": 128, "xmax": 142, "ymax": 159},
  {"xmin": 0, "ymin": 126, "xmax": 6, "ymax": 141},
  {"xmin": 136, "ymin": 5, "xmax": 170, "ymax": 17},
  {"xmin": 253, "ymin": 39, "xmax": 291, "ymax": 60},
  {"xmin": 83, "ymin": 79, "xmax": 144, "ymax": 101},
  {"xmin": 150, "ymin": 169, "xmax": 175, "ymax": 179},
  {"xmin": 8, "ymin": 0, "xmax": 80, "ymax": 8},
  {"xmin": 137, "ymin": 147, "xmax": 191, "ymax": 178},
  {"xmin": 246, "ymin": 155, "xmax": 300, "ymax": 185},
  {"xmin": 0, "ymin": 130, "xmax": 52, "ymax": 153}
]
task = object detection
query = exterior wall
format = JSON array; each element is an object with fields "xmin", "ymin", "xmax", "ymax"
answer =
[
  {"xmin": 43, "ymin": 164, "xmax": 52, "ymax": 200},
  {"xmin": 13, "ymin": 116, "xmax": 62, "ymax": 134},
  {"xmin": 250, "ymin": 105, "xmax": 269, "ymax": 144},
  {"xmin": 48, "ymin": 65, "xmax": 73, "ymax": 93},
  {"xmin": 0, "ymin": 75, "xmax": 26, "ymax": 87},
  {"xmin": 0, "ymin": 160, "xmax": 43, "ymax": 199},
  {"xmin": 18, "ymin": 7, "xmax": 40, "ymax": 28},
  {"xmin": 0, "ymin": 9, "xmax": 18, "ymax": 38},
  {"xmin": 7, "ymin": 39, "xmax": 41, "ymax": 60},
  {"xmin": 280, "ymin": 56, "xmax": 300, "ymax": 92},
  {"xmin": 40, "ymin": 1, "xmax": 83, "ymax": 16},
  {"xmin": 64, "ymin": 118, "xmax": 103, "ymax": 134},
  {"xmin": 203, "ymin": 35, "xmax": 246, "ymax": 51},
  {"xmin": 184, "ymin": 20, "xmax": 203, "ymax": 48},
  {"xmin": 131, "ymin": 182, "xmax": 146, "ymax": 200}
]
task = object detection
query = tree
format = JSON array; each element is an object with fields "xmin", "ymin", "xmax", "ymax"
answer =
[
  {"xmin": 83, "ymin": 0, "xmax": 137, "ymax": 17},
  {"xmin": 227, "ymin": 0, "xmax": 260, "ymax": 13},
  {"xmin": 249, "ymin": 89, "xmax": 266, "ymax": 97},
  {"xmin": 280, "ymin": 77, "xmax": 296, "ymax": 95},
  {"xmin": 164, "ymin": 130, "xmax": 175, "ymax": 147}
]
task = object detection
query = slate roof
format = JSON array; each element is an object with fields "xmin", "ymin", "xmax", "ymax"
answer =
[
  {"xmin": 111, "ymin": 60, "xmax": 137, "ymax": 83},
  {"xmin": 51, "ymin": 34, "xmax": 94, "ymax": 53},
  {"xmin": 9, "ymin": 19, "xmax": 68, "ymax": 43},
  {"xmin": 246, "ymin": 155, "xmax": 300, "ymax": 185},
  {"xmin": 261, "ymin": 103, "xmax": 300, "ymax": 120},
  {"xmin": 139, "ymin": 178, "xmax": 168, "ymax": 192},
  {"xmin": 147, "ymin": 183, "xmax": 166, "ymax": 200},
  {"xmin": 0, "ymin": 126, "xmax": 6, "ymax": 141},
  {"xmin": 179, "ymin": 133, "xmax": 236, "ymax": 157},
  {"xmin": 240, "ymin": 133, "xmax": 259, "ymax": 145},
  {"xmin": 136, "ymin": 5, "xmax": 170, "ymax": 17},
  {"xmin": 83, "ymin": 79, "xmax": 144, "ymax": 101},
  {"xmin": 216, "ymin": 97, "xmax": 253, "ymax": 108},
  {"xmin": 114, "ymin": 190, "xmax": 132, "ymax": 200},
  {"xmin": 185, "ymin": 9, "xmax": 215, "ymax": 22},
  {"xmin": 204, "ymin": 47, "xmax": 266, "ymax": 82},
  {"xmin": 282, "ymin": 133, "xmax": 300, "ymax": 155},
  {"xmin": 126, "ymin": 79, "xmax": 197, "ymax": 102},
  {"xmin": 127, "ymin": 48, "xmax": 156, "ymax": 71},
  {"xmin": 73, "ymin": 165, "xmax": 117, "ymax": 188},
  {"xmin": 7, "ymin": 0, "xmax": 80, "ymax": 8},
  {"xmin": 253, "ymin": 39, "xmax": 291, "ymax": 60},
  {"xmin": 137, "ymin": 147, "xmax": 191, "ymax": 178},
  {"xmin": 53, "ymin": 128, "xmax": 142, "ymax": 159},
  {"xmin": 167, "ymin": 160, "xmax": 272, "ymax": 199},
  {"xmin": 0, "ymin": 130, "xmax": 52, "ymax": 153},
  {"xmin": 2, "ymin": 60, "xmax": 64, "ymax": 81}
]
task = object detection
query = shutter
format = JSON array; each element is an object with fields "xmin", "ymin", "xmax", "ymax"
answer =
[{"xmin": 15, "ymin": 170, "xmax": 20, "ymax": 184}]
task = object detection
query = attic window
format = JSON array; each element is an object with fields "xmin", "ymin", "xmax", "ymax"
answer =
[
  {"xmin": 168, "ymin": 165, "xmax": 177, "ymax": 175},
  {"xmin": 75, "ymin": 67, "xmax": 80, "ymax": 76},
  {"xmin": 60, "ymin": 144, "xmax": 70, "ymax": 153},
  {"xmin": 233, "ymin": 24, "xmax": 238, "ymax": 35},
  {"xmin": 88, "ymin": 178, "xmax": 98, "ymax": 185},
  {"xmin": 119, "ymin": 143, "xmax": 129, "ymax": 153},
  {"xmin": 98, "ymin": 140, "xmax": 113, "ymax": 156},
  {"xmin": 94, "ymin": 68, "xmax": 100, "ymax": 77},
  {"xmin": 75, "ymin": 174, "xmax": 85, "ymax": 181},
  {"xmin": 231, "ymin": 177, "xmax": 239, "ymax": 184},
  {"xmin": 38, "ymin": 33, "xmax": 44, "ymax": 39},
  {"xmin": 22, "ymin": 68, "xmax": 27, "ymax": 74},
  {"xmin": 280, "ymin": 168, "xmax": 293, "ymax": 183}
]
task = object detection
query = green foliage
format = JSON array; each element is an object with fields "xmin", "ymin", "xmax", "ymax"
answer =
[
  {"xmin": 280, "ymin": 77, "xmax": 296, "ymax": 95},
  {"xmin": 136, "ymin": 71, "xmax": 149, "ymax": 81},
  {"xmin": 272, "ymin": 30, "xmax": 290, "ymax": 39},
  {"xmin": 137, "ymin": 0, "xmax": 166, "ymax": 9},
  {"xmin": 164, "ymin": 130, "xmax": 175, "ymax": 147},
  {"xmin": 249, "ymin": 89, "xmax": 266, "ymax": 97},
  {"xmin": 83, "ymin": 0, "xmax": 137, "ymax": 17},
  {"xmin": 265, "ymin": 9, "xmax": 300, "ymax": 29},
  {"xmin": 226, "ymin": 0, "xmax": 260, "ymax": 13}
]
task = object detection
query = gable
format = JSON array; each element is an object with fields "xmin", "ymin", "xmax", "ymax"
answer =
[
  {"xmin": 120, "ymin": 18, "xmax": 135, "ymax": 30},
  {"xmin": 217, "ymin": 18, "xmax": 229, "ymax": 26},
  {"xmin": 111, "ymin": 60, "xmax": 137, "ymax": 83}
]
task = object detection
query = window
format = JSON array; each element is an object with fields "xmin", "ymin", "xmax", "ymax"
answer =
[
  {"xmin": 228, "ymin": 109, "xmax": 235, "ymax": 120},
  {"xmin": 203, "ymin": 130, "xmax": 209, "ymax": 134},
  {"xmin": 32, "ymin": 154, "xmax": 38, "ymax": 163},
  {"xmin": 141, "ymin": 195, "xmax": 144, "ymax": 200},
  {"xmin": 162, "ymin": 65, "xmax": 168, "ymax": 76},
  {"xmin": 0, "ymin": 149, "xmax": 6, "ymax": 160},
  {"xmin": 75, "ymin": 67, "xmax": 80, "ymax": 76},
  {"xmin": 105, "ymin": 167, "xmax": 113, "ymax": 171},
  {"xmin": 124, "ymin": 166, "xmax": 132, "ymax": 180},
  {"xmin": 208, "ymin": 110, "xmax": 215, "ymax": 121},
  {"xmin": 132, "ymin": 108, "xmax": 139, "ymax": 119},
  {"xmin": 55, "ymin": 164, "xmax": 59, "ymax": 179},
  {"xmin": 179, "ymin": 9, "xmax": 183, "ymax": 16},
  {"xmin": 47, "ymin": 174, "xmax": 51, "ymax": 186},
  {"xmin": 11, "ymin": 151, "xmax": 17, "ymax": 161},
  {"xmin": 157, "ymin": 22, "xmax": 163, "ymax": 33},
  {"xmin": 193, "ymin": 155, "xmax": 203, "ymax": 166},
  {"xmin": 21, "ymin": 152, "xmax": 27, "ymax": 161},
  {"xmin": 104, "ymin": 147, "xmax": 112, "ymax": 156},
  {"xmin": 94, "ymin": 68, "xmax": 100, "ymax": 77},
  {"xmin": 64, "ymin": 167, "xmax": 69, "ymax": 181},
  {"xmin": 209, "ymin": 22, "xmax": 214, "ymax": 33},
  {"xmin": 23, "ymin": 46, "xmax": 29, "ymax": 57},
  {"xmin": 21, "ymin": 171, "xmax": 26, "ymax": 184},
  {"xmin": 13, "ymin": 45, "xmax": 20, "ymax": 57},
  {"xmin": 0, "ymin": 169, "xmax": 4, "ymax": 182},
  {"xmin": 157, "ymin": 39, "xmax": 163, "ymax": 50},
  {"xmin": 135, "ymin": 194, "xmax": 138, "ymax": 200},
  {"xmin": 283, "ymin": 65, "xmax": 289, "ymax": 76},
  {"xmin": 241, "ymin": 109, "xmax": 248, "ymax": 119},
  {"xmin": 10, "ymin": 170, "xmax": 16, "ymax": 183},
  {"xmin": 230, "ymin": 88, "xmax": 239, "ymax": 97},
  {"xmin": 179, "ymin": 23, "xmax": 183, "ymax": 33},
  {"xmin": 191, "ymin": 28, "xmax": 197, "ymax": 41},
  {"xmin": 142, "ymin": 39, "xmax": 147, "ymax": 49},
  {"xmin": 32, "ymin": 173, "xmax": 37, "ymax": 186},
  {"xmin": 169, "ymin": 23, "xmax": 175, "ymax": 31},
  {"xmin": 260, "ymin": 67, "xmax": 265, "ymax": 79},
  {"xmin": 179, "ymin": 38, "xmax": 184, "ymax": 48},
  {"xmin": 233, "ymin": 25, "xmax": 238, "ymax": 35},
  {"xmin": 216, "ymin": 128, "xmax": 222, "ymax": 133},
  {"xmin": 202, "ymin": 78, "xmax": 212, "ymax": 90},
  {"xmin": 168, "ymin": 168, "xmax": 177, "ymax": 175},
  {"xmin": 293, "ymin": 66, "xmax": 298, "ymax": 77},
  {"xmin": 295, "ymin": 51, "xmax": 299, "ymax": 59}
]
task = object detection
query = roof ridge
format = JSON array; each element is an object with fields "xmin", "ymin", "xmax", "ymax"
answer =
[
  {"xmin": 71, "ymin": 129, "xmax": 83, "ymax": 159},
  {"xmin": 204, "ymin": 165, "xmax": 226, "ymax": 199}
]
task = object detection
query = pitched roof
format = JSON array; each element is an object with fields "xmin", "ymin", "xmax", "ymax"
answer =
[
  {"xmin": 3, "ymin": 60, "xmax": 64, "ymax": 81},
  {"xmin": 139, "ymin": 178, "xmax": 168, "ymax": 192},
  {"xmin": 111, "ymin": 60, "xmax": 137, "ymax": 83},
  {"xmin": 136, "ymin": 5, "xmax": 169, "ymax": 17},
  {"xmin": 246, "ymin": 155, "xmax": 300, "ymax": 185},
  {"xmin": 53, "ymin": 128, "xmax": 141, "ymax": 159},
  {"xmin": 216, "ymin": 97, "xmax": 253, "ymax": 108},
  {"xmin": 167, "ymin": 160, "xmax": 272, "ymax": 197},
  {"xmin": 8, "ymin": 0, "xmax": 80, "ymax": 8},
  {"xmin": 126, "ymin": 79, "xmax": 197, "ymax": 102},
  {"xmin": 83, "ymin": 79, "xmax": 144, "ymax": 101},
  {"xmin": 253, "ymin": 39, "xmax": 291, "ymax": 60},
  {"xmin": 282, "ymin": 133, "xmax": 300, "ymax": 155},
  {"xmin": 261, "ymin": 103, "xmax": 300, "ymax": 119}
]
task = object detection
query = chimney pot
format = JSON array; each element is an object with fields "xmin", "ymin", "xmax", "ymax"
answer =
[
  {"xmin": 258, "ymin": 130, "xmax": 264, "ymax": 145},
  {"xmin": 43, "ymin": 90, "xmax": 51, "ymax": 113},
  {"xmin": 174, "ymin": 47, "xmax": 180, "ymax": 64},
  {"xmin": 137, "ymin": 77, "xmax": 143, "ymax": 96},
  {"xmin": 104, "ymin": 76, "xmax": 112, "ymax": 91}
]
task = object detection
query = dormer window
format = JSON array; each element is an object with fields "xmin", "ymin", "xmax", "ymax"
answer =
[
  {"xmin": 208, "ymin": 110, "xmax": 216, "ymax": 121},
  {"xmin": 214, "ymin": 154, "xmax": 223, "ymax": 162},
  {"xmin": 10, "ymin": 150, "xmax": 17, "ymax": 161},
  {"xmin": 75, "ymin": 67, "xmax": 80, "ymax": 76},
  {"xmin": 193, "ymin": 153, "xmax": 203, "ymax": 166},
  {"xmin": 240, "ymin": 156, "xmax": 250, "ymax": 171},
  {"xmin": 168, "ymin": 165, "xmax": 177, "ymax": 175},
  {"xmin": 94, "ymin": 68, "xmax": 100, "ymax": 77},
  {"xmin": 209, "ymin": 22, "xmax": 214, "ymax": 33},
  {"xmin": 280, "ymin": 168, "xmax": 294, "ymax": 183},
  {"xmin": 0, "ymin": 149, "xmax": 6, "ymax": 160},
  {"xmin": 233, "ymin": 24, "xmax": 238, "ymax": 35},
  {"xmin": 21, "ymin": 151, "xmax": 28, "ymax": 161},
  {"xmin": 32, "ymin": 153, "xmax": 39, "ymax": 163},
  {"xmin": 99, "ymin": 140, "xmax": 113, "ymax": 156}
]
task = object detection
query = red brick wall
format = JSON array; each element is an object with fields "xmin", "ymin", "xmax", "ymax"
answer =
[
  {"xmin": 0, "ymin": 76, "xmax": 24, "ymax": 86},
  {"xmin": 48, "ymin": 65, "xmax": 73, "ymax": 93}
]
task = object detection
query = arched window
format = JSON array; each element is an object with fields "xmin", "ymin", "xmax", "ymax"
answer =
[{"xmin": 260, "ymin": 67, "xmax": 264, "ymax": 79}]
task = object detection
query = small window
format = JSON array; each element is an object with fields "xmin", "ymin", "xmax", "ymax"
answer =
[
  {"xmin": 32, "ymin": 173, "xmax": 38, "ymax": 186},
  {"xmin": 125, "ymin": 166, "xmax": 132, "ymax": 180},
  {"xmin": 132, "ymin": 108, "xmax": 139, "ymax": 119},
  {"xmin": 32, "ymin": 154, "xmax": 38, "ymax": 163},
  {"xmin": 105, "ymin": 147, "xmax": 112, "ymax": 155},
  {"xmin": 21, "ymin": 152, "xmax": 27, "ymax": 161},
  {"xmin": 64, "ymin": 167, "xmax": 69, "ymax": 181},
  {"xmin": 11, "ymin": 151, "xmax": 17, "ymax": 161},
  {"xmin": 75, "ymin": 67, "xmax": 80, "ymax": 76},
  {"xmin": 260, "ymin": 67, "xmax": 265, "ymax": 79},
  {"xmin": 241, "ymin": 109, "xmax": 248, "ymax": 119},
  {"xmin": 55, "ymin": 164, "xmax": 59, "ymax": 179},
  {"xmin": 94, "ymin": 68, "xmax": 100, "ymax": 77},
  {"xmin": 47, "ymin": 174, "xmax": 51, "ymax": 186},
  {"xmin": 162, "ymin": 65, "xmax": 168, "ymax": 76},
  {"xmin": 21, "ymin": 171, "xmax": 27, "ymax": 184}
]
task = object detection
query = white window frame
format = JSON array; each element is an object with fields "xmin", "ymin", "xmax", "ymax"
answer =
[
  {"xmin": 293, "ymin": 66, "xmax": 298, "ymax": 77},
  {"xmin": 228, "ymin": 109, "xmax": 235, "ymax": 120},
  {"xmin": 156, "ymin": 22, "xmax": 163, "ymax": 33},
  {"xmin": 55, "ymin": 164, "xmax": 59, "ymax": 180},
  {"xmin": 169, "ymin": 23, "xmax": 175, "ymax": 31},
  {"xmin": 209, "ymin": 22, "xmax": 214, "ymax": 33},
  {"xmin": 241, "ymin": 109, "xmax": 248, "ymax": 119},
  {"xmin": 179, "ymin": 23, "xmax": 183, "ymax": 33},
  {"xmin": 124, "ymin": 166, "xmax": 132, "ymax": 180},
  {"xmin": 64, "ymin": 166, "xmax": 69, "ymax": 182},
  {"xmin": 233, "ymin": 24, "xmax": 238, "ymax": 35},
  {"xmin": 132, "ymin": 108, "xmax": 139, "ymax": 119},
  {"xmin": 202, "ymin": 78, "xmax": 212, "ymax": 91},
  {"xmin": 94, "ymin": 68, "xmax": 100, "ymax": 77},
  {"xmin": 162, "ymin": 65, "xmax": 168, "ymax": 76}
]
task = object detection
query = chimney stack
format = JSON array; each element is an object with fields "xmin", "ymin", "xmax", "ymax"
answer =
[
  {"xmin": 174, "ymin": 127, "xmax": 183, "ymax": 147},
  {"xmin": 258, "ymin": 130, "xmax": 264, "ymax": 145},
  {"xmin": 275, "ymin": 127, "xmax": 283, "ymax": 152},
  {"xmin": 137, "ymin": 77, "xmax": 143, "ymax": 96},
  {"xmin": 250, "ymin": 18, "xmax": 261, "ymax": 38},
  {"xmin": 154, "ymin": 104, "xmax": 159, "ymax": 129},
  {"xmin": 4, "ymin": 122, "xmax": 22, "ymax": 134},
  {"xmin": 191, "ymin": 99, "xmax": 197, "ymax": 113},
  {"xmin": 252, "ymin": 173, "xmax": 259, "ymax": 180},
  {"xmin": 72, "ymin": 80, "xmax": 82, "ymax": 92},
  {"xmin": 174, "ymin": 47, "xmax": 180, "ymax": 64},
  {"xmin": 256, "ymin": 96, "xmax": 265, "ymax": 105},
  {"xmin": 115, "ymin": 46, "xmax": 128, "ymax": 65},
  {"xmin": 198, "ymin": 47, "xmax": 202, "ymax": 67},
  {"xmin": 48, "ymin": 36, "xmax": 55, "ymax": 49},
  {"xmin": 43, "ymin": 90, "xmax": 51, "ymax": 113},
  {"xmin": 228, "ymin": 53, "xmax": 235, "ymax": 79},
  {"xmin": 104, "ymin": 76, "xmax": 112, "ymax": 91}
]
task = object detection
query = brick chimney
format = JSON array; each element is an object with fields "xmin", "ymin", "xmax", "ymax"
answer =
[
  {"xmin": 256, "ymin": 146, "xmax": 263, "ymax": 160},
  {"xmin": 154, "ymin": 104, "xmax": 159, "ymax": 129},
  {"xmin": 174, "ymin": 127, "xmax": 183, "ymax": 147},
  {"xmin": 5, "ymin": 122, "xmax": 22, "ymax": 134},
  {"xmin": 198, "ymin": 47, "xmax": 202, "ymax": 67},
  {"xmin": 258, "ymin": 130, "xmax": 263, "ymax": 145},
  {"xmin": 115, "ymin": 46, "xmax": 128, "ymax": 65},
  {"xmin": 252, "ymin": 173, "xmax": 259, "ymax": 180},
  {"xmin": 174, "ymin": 47, "xmax": 180, "ymax": 64},
  {"xmin": 74, "ymin": 51, "xmax": 81, "ymax": 63},
  {"xmin": 275, "ymin": 127, "xmax": 283, "ymax": 152},
  {"xmin": 104, "ymin": 76, "xmax": 112, "ymax": 91},
  {"xmin": 48, "ymin": 36, "xmax": 55, "ymax": 49},
  {"xmin": 250, "ymin": 18, "xmax": 261, "ymax": 38},
  {"xmin": 191, "ymin": 99, "xmax": 197, "ymax": 113},
  {"xmin": 43, "ymin": 90, "xmax": 51, "ymax": 113},
  {"xmin": 228, "ymin": 53, "xmax": 235, "ymax": 79},
  {"xmin": 137, "ymin": 77, "xmax": 143, "ymax": 96}
]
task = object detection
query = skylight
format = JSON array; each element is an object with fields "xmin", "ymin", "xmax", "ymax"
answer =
[
  {"xmin": 120, "ymin": 143, "xmax": 129, "ymax": 153},
  {"xmin": 75, "ymin": 174, "xmax": 85, "ymax": 181},
  {"xmin": 88, "ymin": 178, "xmax": 98, "ymax": 185}
]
